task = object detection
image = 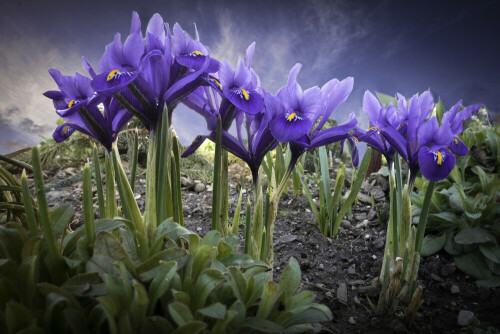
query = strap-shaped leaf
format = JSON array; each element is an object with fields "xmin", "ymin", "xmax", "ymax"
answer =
[
  {"xmin": 168, "ymin": 302, "xmax": 194, "ymax": 327},
  {"xmin": 193, "ymin": 268, "xmax": 225, "ymax": 310},
  {"xmin": 278, "ymin": 257, "xmax": 301, "ymax": 299}
]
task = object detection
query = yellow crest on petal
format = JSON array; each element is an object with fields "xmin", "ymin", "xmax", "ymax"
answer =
[
  {"xmin": 191, "ymin": 50, "xmax": 204, "ymax": 56},
  {"xmin": 454, "ymin": 137, "xmax": 459, "ymax": 144},
  {"xmin": 63, "ymin": 126, "xmax": 69, "ymax": 135},
  {"xmin": 368, "ymin": 126, "xmax": 381, "ymax": 131},
  {"xmin": 240, "ymin": 88, "xmax": 249, "ymax": 101},
  {"xmin": 68, "ymin": 100, "xmax": 76, "ymax": 108},
  {"xmin": 353, "ymin": 136, "xmax": 359, "ymax": 144},
  {"xmin": 287, "ymin": 112, "xmax": 297, "ymax": 122},
  {"xmin": 107, "ymin": 69, "xmax": 121, "ymax": 81},
  {"xmin": 210, "ymin": 78, "xmax": 222, "ymax": 90},
  {"xmin": 436, "ymin": 151, "xmax": 443, "ymax": 166}
]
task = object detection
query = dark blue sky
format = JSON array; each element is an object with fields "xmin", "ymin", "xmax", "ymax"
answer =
[{"xmin": 0, "ymin": 0, "xmax": 498, "ymax": 153}]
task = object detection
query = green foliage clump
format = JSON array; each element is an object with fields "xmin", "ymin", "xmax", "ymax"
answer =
[{"xmin": 415, "ymin": 117, "xmax": 500, "ymax": 287}]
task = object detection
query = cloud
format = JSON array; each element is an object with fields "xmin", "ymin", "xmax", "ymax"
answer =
[{"xmin": 0, "ymin": 15, "xmax": 84, "ymax": 150}]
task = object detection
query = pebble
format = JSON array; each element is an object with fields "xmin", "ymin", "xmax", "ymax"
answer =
[
  {"xmin": 353, "ymin": 296, "xmax": 361, "ymax": 306},
  {"xmin": 348, "ymin": 265, "xmax": 356, "ymax": 275},
  {"xmin": 325, "ymin": 291, "xmax": 332, "ymax": 298},
  {"xmin": 194, "ymin": 183, "xmax": 205, "ymax": 193},
  {"xmin": 348, "ymin": 317, "xmax": 356, "ymax": 325},
  {"xmin": 430, "ymin": 273, "xmax": 443, "ymax": 282},
  {"xmin": 373, "ymin": 237, "xmax": 385, "ymax": 249},
  {"xmin": 340, "ymin": 220, "xmax": 352, "ymax": 229},
  {"xmin": 275, "ymin": 234, "xmax": 297, "ymax": 244},
  {"xmin": 318, "ymin": 263, "xmax": 325, "ymax": 270},
  {"xmin": 355, "ymin": 220, "xmax": 369, "ymax": 229},
  {"xmin": 458, "ymin": 310, "xmax": 474, "ymax": 326},
  {"xmin": 450, "ymin": 285, "xmax": 460, "ymax": 294},
  {"xmin": 196, "ymin": 227, "xmax": 202, "ymax": 232},
  {"xmin": 337, "ymin": 283, "xmax": 348, "ymax": 303}
]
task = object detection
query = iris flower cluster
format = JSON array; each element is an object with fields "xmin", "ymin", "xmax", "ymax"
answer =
[
  {"xmin": 356, "ymin": 91, "xmax": 481, "ymax": 182},
  {"xmin": 45, "ymin": 11, "xmax": 480, "ymax": 186}
]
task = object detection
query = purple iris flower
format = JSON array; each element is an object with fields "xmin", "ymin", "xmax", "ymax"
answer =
[
  {"xmin": 268, "ymin": 64, "xmax": 357, "ymax": 166},
  {"xmin": 364, "ymin": 90, "xmax": 481, "ymax": 182},
  {"xmin": 45, "ymin": 69, "xmax": 132, "ymax": 152},
  {"xmin": 91, "ymin": 12, "xmax": 218, "ymax": 131},
  {"xmin": 181, "ymin": 43, "xmax": 274, "ymax": 183}
]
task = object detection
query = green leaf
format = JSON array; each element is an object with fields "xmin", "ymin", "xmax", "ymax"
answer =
[
  {"xmin": 223, "ymin": 234, "xmax": 240, "ymax": 253},
  {"xmin": 136, "ymin": 248, "xmax": 187, "ymax": 281},
  {"xmin": 197, "ymin": 302, "xmax": 227, "ymax": 320},
  {"xmin": 193, "ymin": 269, "xmax": 225, "ymax": 310},
  {"xmin": 51, "ymin": 204, "xmax": 74, "ymax": 240},
  {"xmin": 140, "ymin": 316, "xmax": 174, "ymax": 334},
  {"xmin": 455, "ymin": 227, "xmax": 496, "ymax": 245},
  {"xmin": 91, "ymin": 231, "xmax": 135, "ymax": 275},
  {"xmin": 455, "ymin": 251, "xmax": 492, "ymax": 280},
  {"xmin": 278, "ymin": 257, "xmax": 301, "ymax": 298},
  {"xmin": 257, "ymin": 281, "xmax": 280, "ymax": 319},
  {"xmin": 62, "ymin": 272, "xmax": 105, "ymax": 297},
  {"xmin": 376, "ymin": 92, "xmax": 397, "ymax": 108},
  {"xmin": 192, "ymin": 245, "xmax": 217, "ymax": 281},
  {"xmin": 476, "ymin": 276, "xmax": 500, "ymax": 288},
  {"xmin": 430, "ymin": 212, "xmax": 460, "ymax": 225},
  {"xmin": 62, "ymin": 219, "xmax": 124, "ymax": 255},
  {"xmin": 220, "ymin": 254, "xmax": 255, "ymax": 267},
  {"xmin": 479, "ymin": 244, "xmax": 500, "ymax": 264},
  {"xmin": 435, "ymin": 98, "xmax": 445, "ymax": 125},
  {"xmin": 420, "ymin": 234, "xmax": 446, "ymax": 256},
  {"xmin": 148, "ymin": 262, "xmax": 177, "ymax": 313},
  {"xmin": 285, "ymin": 291, "xmax": 316, "ymax": 310},
  {"xmin": 171, "ymin": 321, "xmax": 206, "ymax": 334},
  {"xmin": 227, "ymin": 266, "xmax": 247, "ymax": 302},
  {"xmin": 168, "ymin": 302, "xmax": 194, "ymax": 326},
  {"xmin": 216, "ymin": 241, "xmax": 234, "ymax": 260},
  {"xmin": 242, "ymin": 318, "xmax": 284, "ymax": 333},
  {"xmin": 130, "ymin": 280, "xmax": 149, "ymax": 330},
  {"xmin": 280, "ymin": 304, "xmax": 333, "ymax": 328},
  {"xmin": 201, "ymin": 231, "xmax": 222, "ymax": 248},
  {"xmin": 6, "ymin": 301, "xmax": 34, "ymax": 334}
]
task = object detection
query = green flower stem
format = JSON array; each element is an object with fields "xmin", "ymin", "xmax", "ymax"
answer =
[
  {"xmin": 221, "ymin": 149, "xmax": 229, "ymax": 234},
  {"xmin": 244, "ymin": 199, "xmax": 252, "ymax": 255},
  {"xmin": 21, "ymin": 169, "xmax": 37, "ymax": 237},
  {"xmin": 231, "ymin": 189, "xmax": 244, "ymax": 234},
  {"xmin": 112, "ymin": 146, "xmax": 143, "ymax": 231},
  {"xmin": 129, "ymin": 128, "xmax": 139, "ymax": 192},
  {"xmin": 211, "ymin": 115, "xmax": 223, "ymax": 233},
  {"xmin": 171, "ymin": 133, "xmax": 183, "ymax": 226},
  {"xmin": 31, "ymin": 147, "xmax": 60, "ymax": 262},
  {"xmin": 93, "ymin": 144, "xmax": 105, "ymax": 217},
  {"xmin": 155, "ymin": 110, "xmax": 168, "ymax": 225},
  {"xmin": 105, "ymin": 152, "xmax": 117, "ymax": 219},
  {"xmin": 415, "ymin": 181, "xmax": 436, "ymax": 253},
  {"xmin": 144, "ymin": 131, "xmax": 157, "ymax": 239},
  {"xmin": 82, "ymin": 163, "xmax": 95, "ymax": 248}
]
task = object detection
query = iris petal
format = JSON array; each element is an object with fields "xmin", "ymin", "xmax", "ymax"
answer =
[{"xmin": 418, "ymin": 146, "xmax": 456, "ymax": 182}]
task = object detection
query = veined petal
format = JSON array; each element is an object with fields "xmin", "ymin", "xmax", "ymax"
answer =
[
  {"xmin": 146, "ymin": 13, "xmax": 165, "ymax": 42},
  {"xmin": 315, "ymin": 76, "xmax": 353, "ymax": 130},
  {"xmin": 182, "ymin": 135, "xmax": 208, "ymax": 158},
  {"xmin": 448, "ymin": 137, "xmax": 469, "ymax": 156},
  {"xmin": 246, "ymin": 42, "xmax": 256, "ymax": 68},
  {"xmin": 309, "ymin": 116, "xmax": 357, "ymax": 150},
  {"xmin": 363, "ymin": 91, "xmax": 382, "ymax": 126},
  {"xmin": 417, "ymin": 116, "xmax": 438, "ymax": 148},
  {"xmin": 380, "ymin": 125, "xmax": 408, "ymax": 161},
  {"xmin": 224, "ymin": 88, "xmax": 263, "ymax": 115},
  {"xmin": 53, "ymin": 123, "xmax": 76, "ymax": 143},
  {"xmin": 92, "ymin": 70, "xmax": 138, "ymax": 95},
  {"xmin": 418, "ymin": 146, "xmax": 456, "ymax": 182},
  {"xmin": 270, "ymin": 110, "xmax": 312, "ymax": 142},
  {"xmin": 123, "ymin": 33, "xmax": 145, "ymax": 68},
  {"xmin": 300, "ymin": 86, "xmax": 321, "ymax": 121},
  {"xmin": 287, "ymin": 63, "xmax": 302, "ymax": 87}
]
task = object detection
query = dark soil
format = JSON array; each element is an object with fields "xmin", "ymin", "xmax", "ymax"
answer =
[{"xmin": 38, "ymin": 163, "xmax": 500, "ymax": 334}]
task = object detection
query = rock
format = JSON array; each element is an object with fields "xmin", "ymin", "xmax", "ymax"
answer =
[
  {"xmin": 194, "ymin": 183, "xmax": 205, "ymax": 193},
  {"xmin": 458, "ymin": 310, "xmax": 474, "ymax": 326},
  {"xmin": 180, "ymin": 176, "xmax": 194, "ymax": 188},
  {"xmin": 357, "ymin": 285, "xmax": 380, "ymax": 297},
  {"xmin": 357, "ymin": 193, "xmax": 372, "ymax": 204},
  {"xmin": 46, "ymin": 190, "xmax": 71, "ymax": 203},
  {"xmin": 300, "ymin": 260, "xmax": 311, "ymax": 272},
  {"xmin": 450, "ymin": 285, "xmax": 460, "ymax": 294},
  {"xmin": 440, "ymin": 263, "xmax": 456, "ymax": 277},
  {"xmin": 366, "ymin": 209, "xmax": 377, "ymax": 221},
  {"xmin": 354, "ymin": 213, "xmax": 367, "ymax": 221},
  {"xmin": 275, "ymin": 234, "xmax": 297, "ymax": 244},
  {"xmin": 348, "ymin": 317, "xmax": 356, "ymax": 325},
  {"xmin": 196, "ymin": 227, "xmax": 202, "ymax": 232},
  {"xmin": 318, "ymin": 263, "xmax": 325, "ymax": 270},
  {"xmin": 376, "ymin": 174, "xmax": 389, "ymax": 192},
  {"xmin": 430, "ymin": 273, "xmax": 443, "ymax": 282},
  {"xmin": 340, "ymin": 220, "xmax": 352, "ymax": 229},
  {"xmin": 348, "ymin": 265, "xmax": 356, "ymax": 275},
  {"xmin": 353, "ymin": 296, "xmax": 361, "ymax": 306},
  {"xmin": 337, "ymin": 283, "xmax": 348, "ymax": 303},
  {"xmin": 325, "ymin": 291, "xmax": 332, "ymax": 298},
  {"xmin": 373, "ymin": 237, "xmax": 385, "ymax": 249},
  {"xmin": 206, "ymin": 185, "xmax": 213, "ymax": 192},
  {"xmin": 355, "ymin": 220, "xmax": 369, "ymax": 229}
]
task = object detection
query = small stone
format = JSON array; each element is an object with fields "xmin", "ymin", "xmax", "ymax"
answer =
[
  {"xmin": 353, "ymin": 296, "xmax": 361, "ymax": 306},
  {"xmin": 355, "ymin": 220, "xmax": 369, "ymax": 229},
  {"xmin": 450, "ymin": 285, "xmax": 460, "ymax": 294},
  {"xmin": 340, "ymin": 220, "xmax": 352, "ymax": 229},
  {"xmin": 180, "ymin": 176, "xmax": 193, "ymax": 188},
  {"xmin": 440, "ymin": 263, "xmax": 456, "ymax": 277},
  {"xmin": 196, "ymin": 227, "xmax": 202, "ymax": 232},
  {"xmin": 458, "ymin": 310, "xmax": 474, "ymax": 326},
  {"xmin": 134, "ymin": 193, "xmax": 141, "ymax": 200},
  {"xmin": 372, "ymin": 255, "xmax": 377, "ymax": 260},
  {"xmin": 276, "ymin": 234, "xmax": 297, "ymax": 244},
  {"xmin": 430, "ymin": 273, "xmax": 442, "ymax": 282},
  {"xmin": 348, "ymin": 317, "xmax": 356, "ymax": 325},
  {"xmin": 337, "ymin": 283, "xmax": 348, "ymax": 303},
  {"xmin": 319, "ymin": 263, "xmax": 325, "ymax": 270},
  {"xmin": 348, "ymin": 265, "xmax": 356, "ymax": 275},
  {"xmin": 364, "ymin": 234, "xmax": 371, "ymax": 240},
  {"xmin": 325, "ymin": 291, "xmax": 332, "ymax": 298},
  {"xmin": 357, "ymin": 193, "xmax": 372, "ymax": 204},
  {"xmin": 300, "ymin": 260, "xmax": 311, "ymax": 272},
  {"xmin": 373, "ymin": 237, "xmax": 385, "ymax": 249},
  {"xmin": 194, "ymin": 183, "xmax": 205, "ymax": 193},
  {"xmin": 376, "ymin": 174, "xmax": 389, "ymax": 191},
  {"xmin": 366, "ymin": 209, "xmax": 377, "ymax": 221}
]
